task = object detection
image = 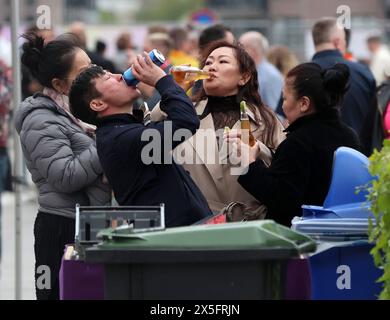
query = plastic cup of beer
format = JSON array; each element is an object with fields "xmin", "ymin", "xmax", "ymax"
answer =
[{"xmin": 170, "ymin": 65, "xmax": 210, "ymax": 83}]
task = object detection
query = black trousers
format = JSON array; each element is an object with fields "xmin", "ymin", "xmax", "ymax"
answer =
[{"xmin": 34, "ymin": 212, "xmax": 75, "ymax": 300}]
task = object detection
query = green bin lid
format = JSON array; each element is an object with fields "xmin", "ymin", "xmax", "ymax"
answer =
[{"xmin": 97, "ymin": 220, "xmax": 316, "ymax": 254}]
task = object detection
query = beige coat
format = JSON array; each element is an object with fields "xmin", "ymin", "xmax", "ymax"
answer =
[{"xmin": 150, "ymin": 99, "xmax": 286, "ymax": 215}]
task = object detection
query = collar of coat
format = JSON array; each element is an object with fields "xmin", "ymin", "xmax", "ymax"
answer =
[
  {"xmin": 312, "ymin": 49, "xmax": 343, "ymax": 61},
  {"xmin": 284, "ymin": 108, "xmax": 341, "ymax": 134},
  {"xmin": 96, "ymin": 111, "xmax": 144, "ymax": 127},
  {"xmin": 195, "ymin": 98, "xmax": 258, "ymax": 123},
  {"xmin": 21, "ymin": 93, "xmax": 81, "ymax": 126},
  {"xmin": 184, "ymin": 99, "xmax": 261, "ymax": 182}
]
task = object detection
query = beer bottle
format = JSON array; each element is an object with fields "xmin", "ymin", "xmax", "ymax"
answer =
[
  {"xmin": 240, "ymin": 101, "xmax": 256, "ymax": 147},
  {"xmin": 170, "ymin": 65, "xmax": 210, "ymax": 83}
]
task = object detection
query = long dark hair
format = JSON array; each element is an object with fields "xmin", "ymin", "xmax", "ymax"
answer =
[
  {"xmin": 21, "ymin": 32, "xmax": 81, "ymax": 89},
  {"xmin": 194, "ymin": 40, "xmax": 279, "ymax": 148}
]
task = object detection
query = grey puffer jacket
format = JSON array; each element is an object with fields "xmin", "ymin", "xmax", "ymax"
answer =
[{"xmin": 14, "ymin": 93, "xmax": 111, "ymax": 219}]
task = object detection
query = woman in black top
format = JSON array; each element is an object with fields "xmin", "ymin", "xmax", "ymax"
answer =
[{"xmin": 226, "ymin": 62, "xmax": 361, "ymax": 226}]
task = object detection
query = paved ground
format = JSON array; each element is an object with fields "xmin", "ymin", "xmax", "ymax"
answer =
[{"xmin": 0, "ymin": 186, "xmax": 37, "ymax": 300}]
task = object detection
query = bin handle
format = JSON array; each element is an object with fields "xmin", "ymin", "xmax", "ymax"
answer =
[
  {"xmin": 277, "ymin": 235, "xmax": 316, "ymax": 253},
  {"xmin": 295, "ymin": 241, "xmax": 316, "ymax": 253},
  {"xmin": 262, "ymin": 221, "xmax": 316, "ymax": 253},
  {"xmin": 281, "ymin": 233, "xmax": 317, "ymax": 253}
]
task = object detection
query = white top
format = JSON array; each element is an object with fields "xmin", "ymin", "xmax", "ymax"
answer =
[{"xmin": 370, "ymin": 45, "xmax": 390, "ymax": 84}]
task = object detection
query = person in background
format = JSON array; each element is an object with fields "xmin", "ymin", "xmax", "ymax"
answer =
[
  {"xmin": 385, "ymin": 99, "xmax": 390, "ymax": 139},
  {"xmin": 267, "ymin": 45, "xmax": 299, "ymax": 124},
  {"xmin": 343, "ymin": 28, "xmax": 357, "ymax": 62},
  {"xmin": 198, "ymin": 24, "xmax": 235, "ymax": 59},
  {"xmin": 186, "ymin": 24, "xmax": 200, "ymax": 59},
  {"xmin": 228, "ymin": 63, "xmax": 361, "ymax": 226},
  {"xmin": 376, "ymin": 67, "xmax": 390, "ymax": 139},
  {"xmin": 367, "ymin": 35, "xmax": 390, "ymax": 85},
  {"xmin": 311, "ymin": 17, "xmax": 380, "ymax": 156},
  {"xmin": 140, "ymin": 26, "xmax": 173, "ymax": 110},
  {"xmin": 69, "ymin": 60, "xmax": 212, "ymax": 227},
  {"xmin": 267, "ymin": 45, "xmax": 299, "ymax": 79},
  {"xmin": 0, "ymin": 57, "xmax": 12, "ymax": 264},
  {"xmin": 94, "ymin": 40, "xmax": 116, "ymax": 73},
  {"xmin": 151, "ymin": 41, "xmax": 285, "ymax": 218},
  {"xmin": 69, "ymin": 22, "xmax": 111, "ymax": 72},
  {"xmin": 14, "ymin": 32, "xmax": 111, "ymax": 300},
  {"xmin": 113, "ymin": 32, "xmax": 136, "ymax": 73},
  {"xmin": 239, "ymin": 31, "xmax": 284, "ymax": 112},
  {"xmin": 169, "ymin": 27, "xmax": 199, "ymax": 68},
  {"xmin": 144, "ymin": 29, "xmax": 172, "ymax": 64},
  {"xmin": 0, "ymin": 24, "xmax": 11, "ymax": 67}
]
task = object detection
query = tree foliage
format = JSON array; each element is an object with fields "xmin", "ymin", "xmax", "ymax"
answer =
[{"xmin": 368, "ymin": 139, "xmax": 390, "ymax": 300}]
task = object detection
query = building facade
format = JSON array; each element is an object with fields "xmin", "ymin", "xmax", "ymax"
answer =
[
  {"xmin": 206, "ymin": 0, "xmax": 387, "ymax": 60},
  {"xmin": 0, "ymin": 0, "xmax": 64, "ymax": 26},
  {"xmin": 0, "ymin": 0, "xmax": 101, "ymax": 26}
]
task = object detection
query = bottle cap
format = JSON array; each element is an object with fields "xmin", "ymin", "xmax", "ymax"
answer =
[{"xmin": 240, "ymin": 100, "xmax": 247, "ymax": 112}]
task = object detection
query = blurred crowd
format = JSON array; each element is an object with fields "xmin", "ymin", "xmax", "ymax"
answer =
[
  {"xmin": 1, "ymin": 18, "xmax": 390, "ymax": 299},
  {"xmin": 5, "ymin": 20, "xmax": 388, "ymax": 145}
]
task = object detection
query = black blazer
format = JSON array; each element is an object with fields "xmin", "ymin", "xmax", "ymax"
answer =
[
  {"xmin": 96, "ymin": 75, "xmax": 212, "ymax": 227},
  {"xmin": 238, "ymin": 108, "xmax": 361, "ymax": 226}
]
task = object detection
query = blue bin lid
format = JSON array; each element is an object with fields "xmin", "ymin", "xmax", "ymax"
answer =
[
  {"xmin": 301, "ymin": 202, "xmax": 373, "ymax": 219},
  {"xmin": 291, "ymin": 216, "xmax": 374, "ymax": 241}
]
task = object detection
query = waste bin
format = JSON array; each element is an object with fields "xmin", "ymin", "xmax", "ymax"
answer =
[
  {"xmin": 289, "ymin": 146, "xmax": 382, "ymax": 299},
  {"xmin": 59, "ymin": 245, "xmax": 105, "ymax": 300},
  {"xmin": 292, "ymin": 215, "xmax": 382, "ymax": 299},
  {"xmin": 85, "ymin": 220, "xmax": 316, "ymax": 300},
  {"xmin": 59, "ymin": 204, "xmax": 165, "ymax": 300},
  {"xmin": 308, "ymin": 241, "xmax": 382, "ymax": 300}
]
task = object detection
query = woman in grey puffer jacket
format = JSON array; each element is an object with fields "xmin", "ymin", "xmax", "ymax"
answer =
[{"xmin": 14, "ymin": 32, "xmax": 110, "ymax": 300}]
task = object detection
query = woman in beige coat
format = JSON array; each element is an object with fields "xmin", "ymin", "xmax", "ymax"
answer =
[{"xmin": 152, "ymin": 41, "xmax": 285, "ymax": 218}]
